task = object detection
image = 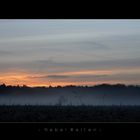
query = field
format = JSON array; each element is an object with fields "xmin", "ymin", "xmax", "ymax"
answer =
[{"xmin": 0, "ymin": 105, "xmax": 140, "ymax": 122}]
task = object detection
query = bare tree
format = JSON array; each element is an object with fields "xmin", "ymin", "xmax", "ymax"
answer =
[{"xmin": 57, "ymin": 96, "xmax": 67, "ymax": 106}]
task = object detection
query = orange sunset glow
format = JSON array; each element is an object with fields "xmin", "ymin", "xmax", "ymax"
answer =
[
  {"xmin": 0, "ymin": 20, "xmax": 140, "ymax": 87},
  {"xmin": 0, "ymin": 67, "xmax": 140, "ymax": 87}
]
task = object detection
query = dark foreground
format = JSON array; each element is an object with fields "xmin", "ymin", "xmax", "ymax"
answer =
[{"xmin": 0, "ymin": 105, "xmax": 140, "ymax": 122}]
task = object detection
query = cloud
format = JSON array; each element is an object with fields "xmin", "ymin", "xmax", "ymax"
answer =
[
  {"xmin": 47, "ymin": 75, "xmax": 70, "ymax": 79},
  {"xmin": 52, "ymin": 74, "xmax": 109, "ymax": 79},
  {"xmin": 32, "ymin": 58, "xmax": 140, "ymax": 72},
  {"xmin": 29, "ymin": 74, "xmax": 109, "ymax": 80},
  {"xmin": 0, "ymin": 50, "xmax": 13, "ymax": 56},
  {"xmin": 0, "ymin": 57, "xmax": 140, "ymax": 75}
]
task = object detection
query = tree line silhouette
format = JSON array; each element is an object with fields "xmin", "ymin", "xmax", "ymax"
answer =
[{"xmin": 0, "ymin": 83, "xmax": 140, "ymax": 94}]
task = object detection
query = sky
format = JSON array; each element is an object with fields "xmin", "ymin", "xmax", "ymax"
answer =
[{"xmin": 0, "ymin": 19, "xmax": 140, "ymax": 87}]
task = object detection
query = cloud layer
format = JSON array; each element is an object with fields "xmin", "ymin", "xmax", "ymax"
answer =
[{"xmin": 0, "ymin": 20, "xmax": 140, "ymax": 86}]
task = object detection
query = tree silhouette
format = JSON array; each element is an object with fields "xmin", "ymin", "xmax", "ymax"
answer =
[
  {"xmin": 0, "ymin": 83, "xmax": 140, "ymax": 95},
  {"xmin": 57, "ymin": 96, "xmax": 67, "ymax": 106}
]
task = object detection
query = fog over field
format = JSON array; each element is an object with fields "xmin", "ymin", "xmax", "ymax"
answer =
[
  {"xmin": 0, "ymin": 85, "xmax": 140, "ymax": 105},
  {"xmin": 0, "ymin": 91, "xmax": 140, "ymax": 105}
]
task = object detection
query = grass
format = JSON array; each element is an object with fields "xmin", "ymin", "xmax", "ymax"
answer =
[{"xmin": 0, "ymin": 105, "xmax": 140, "ymax": 122}]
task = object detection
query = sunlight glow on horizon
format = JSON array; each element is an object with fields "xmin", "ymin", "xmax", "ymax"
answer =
[
  {"xmin": 0, "ymin": 67, "xmax": 140, "ymax": 87},
  {"xmin": 0, "ymin": 20, "xmax": 140, "ymax": 86}
]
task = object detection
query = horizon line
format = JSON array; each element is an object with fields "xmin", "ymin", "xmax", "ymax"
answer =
[{"xmin": 1, "ymin": 83, "xmax": 140, "ymax": 88}]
